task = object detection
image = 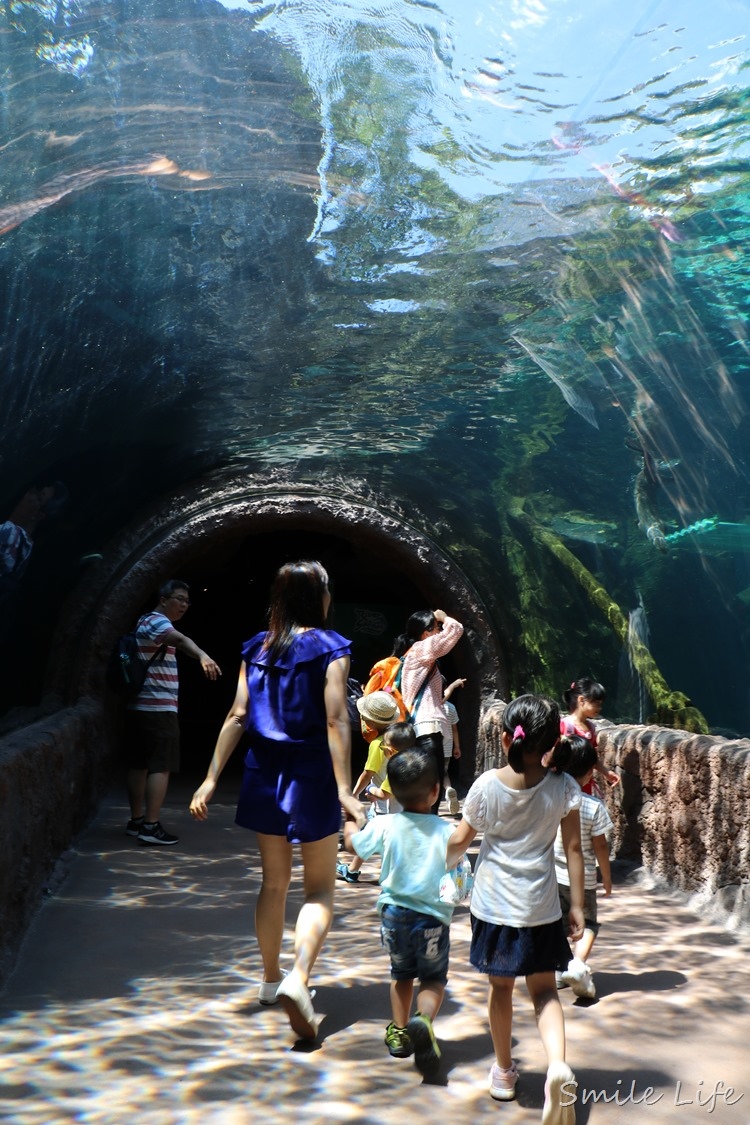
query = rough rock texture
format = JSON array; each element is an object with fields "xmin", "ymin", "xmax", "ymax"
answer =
[
  {"xmin": 597, "ymin": 724, "xmax": 750, "ymax": 928},
  {"xmin": 0, "ymin": 698, "xmax": 110, "ymax": 985}
]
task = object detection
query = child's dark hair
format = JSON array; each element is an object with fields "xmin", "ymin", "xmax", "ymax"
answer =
[
  {"xmin": 387, "ymin": 748, "xmax": 438, "ymax": 806},
  {"xmin": 562, "ymin": 676, "xmax": 606, "ymax": 711},
  {"xmin": 548, "ymin": 733, "xmax": 597, "ymax": 779},
  {"xmin": 383, "ymin": 721, "xmax": 416, "ymax": 753},
  {"xmin": 503, "ymin": 694, "xmax": 560, "ymax": 773}
]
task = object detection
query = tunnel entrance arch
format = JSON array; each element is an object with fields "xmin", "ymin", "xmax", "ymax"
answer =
[{"xmin": 52, "ymin": 475, "xmax": 509, "ymax": 781}]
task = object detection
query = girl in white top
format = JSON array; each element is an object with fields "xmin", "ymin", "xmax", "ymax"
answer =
[{"xmin": 447, "ymin": 695, "xmax": 584, "ymax": 1123}]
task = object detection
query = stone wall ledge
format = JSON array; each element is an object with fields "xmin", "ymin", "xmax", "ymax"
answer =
[{"xmin": 0, "ymin": 698, "xmax": 109, "ymax": 989}]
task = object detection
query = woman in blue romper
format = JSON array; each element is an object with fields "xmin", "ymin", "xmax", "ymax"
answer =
[{"xmin": 190, "ymin": 560, "xmax": 364, "ymax": 1040}]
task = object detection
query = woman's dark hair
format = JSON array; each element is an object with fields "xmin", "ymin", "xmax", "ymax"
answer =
[
  {"xmin": 548, "ymin": 733, "xmax": 597, "ymax": 778},
  {"xmin": 387, "ymin": 748, "xmax": 438, "ymax": 805},
  {"xmin": 263, "ymin": 560, "xmax": 329, "ymax": 662},
  {"xmin": 562, "ymin": 676, "xmax": 606, "ymax": 711},
  {"xmin": 503, "ymin": 694, "xmax": 561, "ymax": 773},
  {"xmin": 392, "ymin": 610, "xmax": 436, "ymax": 658}
]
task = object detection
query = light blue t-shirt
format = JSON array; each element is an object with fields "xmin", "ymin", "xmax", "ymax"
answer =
[{"xmin": 351, "ymin": 811, "xmax": 456, "ymax": 925}]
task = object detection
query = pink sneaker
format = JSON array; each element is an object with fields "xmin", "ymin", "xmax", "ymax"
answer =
[{"xmin": 489, "ymin": 1061, "xmax": 519, "ymax": 1100}]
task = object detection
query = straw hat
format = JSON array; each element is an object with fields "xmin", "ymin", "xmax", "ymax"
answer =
[{"xmin": 356, "ymin": 691, "xmax": 399, "ymax": 725}]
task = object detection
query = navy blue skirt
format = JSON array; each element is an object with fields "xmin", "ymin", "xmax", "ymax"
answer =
[{"xmin": 470, "ymin": 914, "xmax": 572, "ymax": 977}]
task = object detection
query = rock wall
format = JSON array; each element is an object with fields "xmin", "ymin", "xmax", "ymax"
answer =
[
  {"xmin": 0, "ymin": 698, "xmax": 111, "ymax": 987},
  {"xmin": 597, "ymin": 724, "xmax": 750, "ymax": 927}
]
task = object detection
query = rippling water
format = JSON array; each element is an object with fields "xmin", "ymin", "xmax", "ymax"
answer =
[{"xmin": 1, "ymin": 0, "xmax": 749, "ymax": 731}]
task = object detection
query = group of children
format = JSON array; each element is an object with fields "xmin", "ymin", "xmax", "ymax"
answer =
[{"xmin": 337, "ymin": 677, "xmax": 617, "ymax": 1125}]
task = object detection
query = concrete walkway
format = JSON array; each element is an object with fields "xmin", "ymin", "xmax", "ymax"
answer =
[{"xmin": 1, "ymin": 777, "xmax": 749, "ymax": 1125}]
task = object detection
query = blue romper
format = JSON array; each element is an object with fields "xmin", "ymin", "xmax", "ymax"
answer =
[{"xmin": 234, "ymin": 628, "xmax": 351, "ymax": 843}]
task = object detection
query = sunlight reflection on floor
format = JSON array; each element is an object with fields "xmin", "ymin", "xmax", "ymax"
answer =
[{"xmin": 1, "ymin": 794, "xmax": 749, "ymax": 1123}]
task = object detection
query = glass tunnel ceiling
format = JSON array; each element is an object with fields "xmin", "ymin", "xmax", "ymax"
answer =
[{"xmin": 1, "ymin": 0, "xmax": 750, "ymax": 734}]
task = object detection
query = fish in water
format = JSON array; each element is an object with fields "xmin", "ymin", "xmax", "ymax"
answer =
[
  {"xmin": 548, "ymin": 513, "xmax": 619, "ymax": 547},
  {"xmin": 512, "ymin": 337, "xmax": 599, "ymax": 429}
]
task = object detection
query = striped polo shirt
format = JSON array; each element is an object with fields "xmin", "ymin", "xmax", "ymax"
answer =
[
  {"xmin": 554, "ymin": 789, "xmax": 613, "ymax": 890},
  {"xmin": 127, "ymin": 611, "xmax": 179, "ymax": 713}
]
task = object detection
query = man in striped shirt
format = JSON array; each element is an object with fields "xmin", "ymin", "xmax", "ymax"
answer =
[{"xmin": 125, "ymin": 579, "xmax": 221, "ymax": 846}]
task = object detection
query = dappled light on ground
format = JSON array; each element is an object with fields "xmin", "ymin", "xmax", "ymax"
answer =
[{"xmin": 1, "ymin": 789, "xmax": 748, "ymax": 1123}]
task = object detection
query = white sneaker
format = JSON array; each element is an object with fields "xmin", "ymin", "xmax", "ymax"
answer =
[
  {"xmin": 445, "ymin": 787, "xmax": 460, "ymax": 815},
  {"xmin": 561, "ymin": 957, "xmax": 596, "ymax": 999},
  {"xmin": 542, "ymin": 1061, "xmax": 577, "ymax": 1125},
  {"xmin": 258, "ymin": 972, "xmax": 287, "ymax": 1005},
  {"xmin": 572, "ymin": 966, "xmax": 596, "ymax": 999}
]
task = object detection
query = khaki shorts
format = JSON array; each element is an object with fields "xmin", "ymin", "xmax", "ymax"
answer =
[{"xmin": 124, "ymin": 710, "xmax": 180, "ymax": 773}]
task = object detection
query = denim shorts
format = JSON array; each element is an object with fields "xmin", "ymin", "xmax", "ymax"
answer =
[{"xmin": 380, "ymin": 904, "xmax": 450, "ymax": 984}]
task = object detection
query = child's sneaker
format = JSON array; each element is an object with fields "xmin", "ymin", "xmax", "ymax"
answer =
[
  {"xmin": 489, "ymin": 1060, "xmax": 519, "ymax": 1101},
  {"xmin": 406, "ymin": 1012, "xmax": 441, "ymax": 1076},
  {"xmin": 445, "ymin": 787, "xmax": 460, "ymax": 815},
  {"xmin": 542, "ymin": 1061, "xmax": 577, "ymax": 1125},
  {"xmin": 336, "ymin": 861, "xmax": 360, "ymax": 883},
  {"xmin": 561, "ymin": 957, "xmax": 596, "ymax": 998},
  {"xmin": 384, "ymin": 1021, "xmax": 413, "ymax": 1058}
]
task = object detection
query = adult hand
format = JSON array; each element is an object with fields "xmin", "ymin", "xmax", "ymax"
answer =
[
  {"xmin": 200, "ymin": 654, "xmax": 222, "ymax": 680},
  {"xmin": 433, "ymin": 609, "xmax": 447, "ymax": 624},
  {"xmin": 189, "ymin": 778, "xmax": 217, "ymax": 820},
  {"xmin": 340, "ymin": 791, "xmax": 367, "ymax": 830}
]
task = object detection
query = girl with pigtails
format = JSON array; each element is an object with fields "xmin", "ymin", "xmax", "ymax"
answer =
[{"xmin": 447, "ymin": 695, "xmax": 584, "ymax": 1124}]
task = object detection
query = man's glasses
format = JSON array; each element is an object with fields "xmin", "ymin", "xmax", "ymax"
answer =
[{"xmin": 170, "ymin": 595, "xmax": 191, "ymax": 605}]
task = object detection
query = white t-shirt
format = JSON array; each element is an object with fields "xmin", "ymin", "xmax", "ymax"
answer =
[
  {"xmin": 442, "ymin": 700, "xmax": 459, "ymax": 757},
  {"xmin": 463, "ymin": 769, "xmax": 581, "ymax": 927},
  {"xmin": 555, "ymin": 788, "xmax": 613, "ymax": 890}
]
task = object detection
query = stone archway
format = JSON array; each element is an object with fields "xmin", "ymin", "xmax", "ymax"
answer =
[{"xmin": 51, "ymin": 472, "xmax": 510, "ymax": 741}]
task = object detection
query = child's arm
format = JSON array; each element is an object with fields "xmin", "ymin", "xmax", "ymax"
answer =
[
  {"xmin": 446, "ymin": 819, "xmax": 477, "ymax": 869},
  {"xmin": 594, "ymin": 759, "xmax": 620, "ymax": 787},
  {"xmin": 443, "ymin": 677, "xmax": 466, "ymax": 701},
  {"xmin": 352, "ymin": 768, "xmax": 375, "ymax": 798},
  {"xmin": 593, "ymin": 833, "xmax": 612, "ymax": 895},
  {"xmin": 452, "ymin": 723, "xmax": 462, "ymax": 760},
  {"xmin": 367, "ymin": 783, "xmax": 388, "ymax": 800},
  {"xmin": 560, "ymin": 809, "xmax": 585, "ymax": 942},
  {"xmin": 343, "ymin": 818, "xmax": 360, "ymax": 854}
]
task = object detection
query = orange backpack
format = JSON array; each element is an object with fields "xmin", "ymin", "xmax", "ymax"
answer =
[{"xmin": 363, "ymin": 655, "xmax": 408, "ymax": 724}]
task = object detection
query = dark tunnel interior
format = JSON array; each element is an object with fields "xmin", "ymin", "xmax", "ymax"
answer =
[{"xmin": 112, "ymin": 525, "xmax": 467, "ymax": 784}]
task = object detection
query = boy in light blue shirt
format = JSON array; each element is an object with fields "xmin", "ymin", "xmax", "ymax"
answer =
[{"xmin": 344, "ymin": 748, "xmax": 455, "ymax": 1077}]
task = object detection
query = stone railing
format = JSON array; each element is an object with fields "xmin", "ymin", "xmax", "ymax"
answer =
[
  {"xmin": 0, "ymin": 698, "xmax": 111, "ymax": 988},
  {"xmin": 479, "ymin": 704, "xmax": 750, "ymax": 930}
]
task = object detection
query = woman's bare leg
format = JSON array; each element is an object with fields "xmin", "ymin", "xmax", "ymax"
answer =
[
  {"xmin": 294, "ymin": 833, "xmax": 338, "ymax": 985},
  {"xmin": 255, "ymin": 833, "xmax": 293, "ymax": 982}
]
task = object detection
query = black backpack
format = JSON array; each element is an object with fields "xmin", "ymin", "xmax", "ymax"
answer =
[
  {"xmin": 346, "ymin": 676, "xmax": 364, "ymax": 730},
  {"xmin": 106, "ymin": 630, "xmax": 165, "ymax": 698}
]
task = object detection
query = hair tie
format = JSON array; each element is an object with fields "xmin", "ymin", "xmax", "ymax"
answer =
[{"xmin": 513, "ymin": 724, "xmax": 525, "ymax": 741}]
